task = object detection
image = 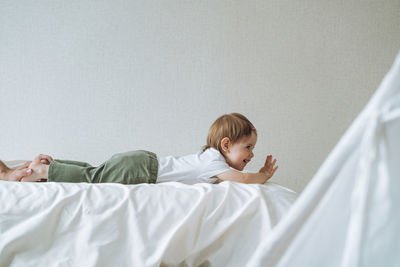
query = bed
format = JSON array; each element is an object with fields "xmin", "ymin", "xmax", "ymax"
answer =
[
  {"xmin": 2, "ymin": 52, "xmax": 399, "ymax": 267},
  {"xmin": 0, "ymin": 171, "xmax": 296, "ymax": 267}
]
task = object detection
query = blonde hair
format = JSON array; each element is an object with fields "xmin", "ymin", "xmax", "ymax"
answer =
[{"xmin": 203, "ymin": 113, "xmax": 257, "ymax": 152}]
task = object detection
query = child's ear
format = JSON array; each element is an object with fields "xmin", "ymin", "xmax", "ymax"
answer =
[{"xmin": 220, "ymin": 137, "xmax": 230, "ymax": 153}]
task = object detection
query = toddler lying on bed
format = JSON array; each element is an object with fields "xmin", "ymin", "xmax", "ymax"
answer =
[{"xmin": 11, "ymin": 113, "xmax": 279, "ymax": 185}]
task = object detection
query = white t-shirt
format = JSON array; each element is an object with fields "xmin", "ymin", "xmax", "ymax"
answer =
[{"xmin": 156, "ymin": 148, "xmax": 233, "ymax": 184}]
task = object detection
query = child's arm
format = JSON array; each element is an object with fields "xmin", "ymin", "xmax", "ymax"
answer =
[{"xmin": 216, "ymin": 155, "xmax": 278, "ymax": 184}]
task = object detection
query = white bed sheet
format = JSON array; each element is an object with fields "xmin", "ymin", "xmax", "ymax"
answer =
[
  {"xmin": 0, "ymin": 180, "xmax": 296, "ymax": 267},
  {"xmin": 248, "ymin": 52, "xmax": 400, "ymax": 267}
]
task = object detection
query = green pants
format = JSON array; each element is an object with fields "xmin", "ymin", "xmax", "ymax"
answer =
[{"xmin": 47, "ymin": 150, "xmax": 158, "ymax": 184}]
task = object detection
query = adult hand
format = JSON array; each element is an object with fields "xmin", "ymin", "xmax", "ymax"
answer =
[
  {"xmin": 4, "ymin": 161, "xmax": 33, "ymax": 181},
  {"xmin": 259, "ymin": 155, "xmax": 278, "ymax": 181}
]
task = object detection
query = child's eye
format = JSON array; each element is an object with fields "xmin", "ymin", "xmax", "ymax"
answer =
[{"xmin": 246, "ymin": 146, "xmax": 251, "ymax": 150}]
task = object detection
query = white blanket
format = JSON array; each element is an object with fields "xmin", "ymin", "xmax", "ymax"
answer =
[
  {"xmin": 0, "ymin": 180, "xmax": 296, "ymax": 267},
  {"xmin": 249, "ymin": 52, "xmax": 400, "ymax": 267}
]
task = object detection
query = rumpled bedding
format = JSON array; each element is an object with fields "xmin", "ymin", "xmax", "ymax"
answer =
[
  {"xmin": 248, "ymin": 52, "xmax": 400, "ymax": 267},
  {"xmin": 0, "ymin": 180, "xmax": 296, "ymax": 267}
]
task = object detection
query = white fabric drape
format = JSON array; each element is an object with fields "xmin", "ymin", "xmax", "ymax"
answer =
[
  {"xmin": 0, "ymin": 180, "xmax": 296, "ymax": 267},
  {"xmin": 250, "ymin": 51, "xmax": 400, "ymax": 267}
]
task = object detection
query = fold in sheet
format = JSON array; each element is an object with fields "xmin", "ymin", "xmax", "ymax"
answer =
[
  {"xmin": 250, "ymin": 51, "xmax": 400, "ymax": 267},
  {"xmin": 0, "ymin": 181, "xmax": 296, "ymax": 267}
]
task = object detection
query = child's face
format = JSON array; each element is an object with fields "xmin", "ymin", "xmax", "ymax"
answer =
[{"xmin": 224, "ymin": 132, "xmax": 257, "ymax": 171}]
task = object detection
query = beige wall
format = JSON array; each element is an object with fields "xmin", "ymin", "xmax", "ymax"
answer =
[{"xmin": 1, "ymin": 1, "xmax": 399, "ymax": 192}]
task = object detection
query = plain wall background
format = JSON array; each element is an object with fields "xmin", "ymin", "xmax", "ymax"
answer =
[{"xmin": 1, "ymin": 1, "xmax": 399, "ymax": 192}]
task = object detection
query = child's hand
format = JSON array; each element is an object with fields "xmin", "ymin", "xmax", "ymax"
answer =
[{"xmin": 259, "ymin": 155, "xmax": 278, "ymax": 181}]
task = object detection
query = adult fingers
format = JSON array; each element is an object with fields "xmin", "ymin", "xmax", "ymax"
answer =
[
  {"xmin": 14, "ymin": 168, "xmax": 32, "ymax": 181},
  {"xmin": 20, "ymin": 174, "xmax": 41, "ymax": 182},
  {"xmin": 17, "ymin": 161, "xmax": 32, "ymax": 170}
]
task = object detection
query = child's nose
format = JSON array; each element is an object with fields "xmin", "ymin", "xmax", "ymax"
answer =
[{"xmin": 250, "ymin": 152, "xmax": 254, "ymax": 158}]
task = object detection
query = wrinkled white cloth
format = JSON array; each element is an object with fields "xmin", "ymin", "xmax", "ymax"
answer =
[
  {"xmin": 0, "ymin": 181, "xmax": 296, "ymax": 267},
  {"xmin": 249, "ymin": 51, "xmax": 400, "ymax": 267}
]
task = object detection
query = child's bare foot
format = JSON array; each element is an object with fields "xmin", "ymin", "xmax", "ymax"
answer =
[
  {"xmin": 20, "ymin": 155, "xmax": 51, "ymax": 182},
  {"xmin": 36, "ymin": 154, "xmax": 54, "ymax": 165}
]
